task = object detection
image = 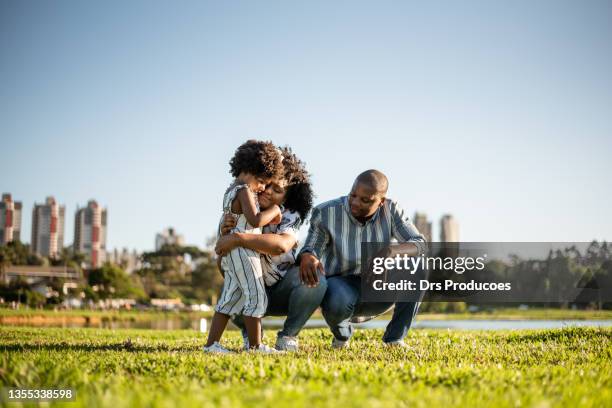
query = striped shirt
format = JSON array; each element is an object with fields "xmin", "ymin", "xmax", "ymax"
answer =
[
  {"xmin": 299, "ymin": 196, "xmax": 427, "ymax": 277},
  {"xmin": 218, "ymin": 180, "xmax": 261, "ymax": 237},
  {"xmin": 261, "ymin": 209, "xmax": 301, "ymax": 286}
]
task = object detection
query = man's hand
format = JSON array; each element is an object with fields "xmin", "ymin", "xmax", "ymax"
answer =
[
  {"xmin": 220, "ymin": 213, "xmax": 237, "ymax": 235},
  {"xmin": 215, "ymin": 234, "xmax": 238, "ymax": 256},
  {"xmin": 299, "ymin": 252, "xmax": 325, "ymax": 287}
]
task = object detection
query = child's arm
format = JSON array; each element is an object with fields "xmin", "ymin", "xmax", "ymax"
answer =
[{"xmin": 235, "ymin": 188, "xmax": 281, "ymax": 228}]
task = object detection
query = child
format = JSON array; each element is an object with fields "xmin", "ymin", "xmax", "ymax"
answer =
[{"xmin": 204, "ymin": 140, "xmax": 284, "ymax": 354}]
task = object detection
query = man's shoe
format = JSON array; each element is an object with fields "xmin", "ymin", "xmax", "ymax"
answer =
[
  {"xmin": 384, "ymin": 339, "xmax": 409, "ymax": 348},
  {"xmin": 203, "ymin": 341, "xmax": 233, "ymax": 354},
  {"xmin": 275, "ymin": 335, "xmax": 299, "ymax": 352},
  {"xmin": 250, "ymin": 344, "xmax": 285, "ymax": 354},
  {"xmin": 331, "ymin": 337, "xmax": 350, "ymax": 349}
]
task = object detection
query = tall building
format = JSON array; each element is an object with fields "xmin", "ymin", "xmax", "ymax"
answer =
[
  {"xmin": 413, "ymin": 212, "xmax": 433, "ymax": 243},
  {"xmin": 74, "ymin": 200, "xmax": 107, "ymax": 268},
  {"xmin": 31, "ymin": 196, "xmax": 65, "ymax": 258},
  {"xmin": 0, "ymin": 193, "xmax": 22, "ymax": 244},
  {"xmin": 440, "ymin": 214, "xmax": 459, "ymax": 242},
  {"xmin": 155, "ymin": 227, "xmax": 185, "ymax": 250}
]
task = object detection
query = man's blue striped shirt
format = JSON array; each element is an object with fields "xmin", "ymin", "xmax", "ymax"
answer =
[{"xmin": 300, "ymin": 196, "xmax": 427, "ymax": 277}]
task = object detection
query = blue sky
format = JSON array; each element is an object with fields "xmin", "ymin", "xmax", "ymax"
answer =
[{"xmin": 2, "ymin": 0, "xmax": 611, "ymax": 251}]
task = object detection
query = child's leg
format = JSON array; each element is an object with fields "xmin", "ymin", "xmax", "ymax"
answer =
[
  {"xmin": 244, "ymin": 316, "xmax": 262, "ymax": 348},
  {"xmin": 205, "ymin": 311, "xmax": 231, "ymax": 347},
  {"xmin": 237, "ymin": 250, "xmax": 267, "ymax": 348}
]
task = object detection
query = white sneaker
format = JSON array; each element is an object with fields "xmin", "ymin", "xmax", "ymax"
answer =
[
  {"xmin": 384, "ymin": 340, "xmax": 409, "ymax": 349},
  {"xmin": 275, "ymin": 335, "xmax": 299, "ymax": 352},
  {"xmin": 331, "ymin": 337, "xmax": 350, "ymax": 349},
  {"xmin": 203, "ymin": 341, "xmax": 233, "ymax": 354},
  {"xmin": 251, "ymin": 344, "xmax": 285, "ymax": 354}
]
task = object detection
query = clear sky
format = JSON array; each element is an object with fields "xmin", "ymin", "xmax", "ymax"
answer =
[{"xmin": 2, "ymin": 0, "xmax": 611, "ymax": 252}]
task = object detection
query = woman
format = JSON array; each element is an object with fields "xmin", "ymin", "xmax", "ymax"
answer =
[{"xmin": 215, "ymin": 147, "xmax": 326, "ymax": 352}]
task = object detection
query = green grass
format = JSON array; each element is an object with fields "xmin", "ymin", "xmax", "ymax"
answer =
[{"xmin": 1, "ymin": 326, "xmax": 610, "ymax": 407}]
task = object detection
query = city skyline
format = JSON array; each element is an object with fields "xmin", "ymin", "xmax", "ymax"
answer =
[
  {"xmin": 1, "ymin": 192, "xmax": 462, "ymax": 253},
  {"xmin": 2, "ymin": 1, "xmax": 611, "ymax": 251}
]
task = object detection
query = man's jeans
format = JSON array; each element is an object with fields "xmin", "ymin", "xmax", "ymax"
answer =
[
  {"xmin": 232, "ymin": 265, "xmax": 327, "ymax": 339},
  {"xmin": 321, "ymin": 275, "xmax": 422, "ymax": 343}
]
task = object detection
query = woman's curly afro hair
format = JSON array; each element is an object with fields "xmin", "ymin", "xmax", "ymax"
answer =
[
  {"xmin": 230, "ymin": 140, "xmax": 284, "ymax": 180},
  {"xmin": 280, "ymin": 146, "xmax": 314, "ymax": 221}
]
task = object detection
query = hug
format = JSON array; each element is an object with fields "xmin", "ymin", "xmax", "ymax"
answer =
[{"xmin": 206, "ymin": 140, "xmax": 426, "ymax": 354}]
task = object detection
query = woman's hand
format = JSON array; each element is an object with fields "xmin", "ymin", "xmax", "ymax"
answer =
[
  {"xmin": 215, "ymin": 234, "xmax": 239, "ymax": 256},
  {"xmin": 221, "ymin": 213, "xmax": 237, "ymax": 235}
]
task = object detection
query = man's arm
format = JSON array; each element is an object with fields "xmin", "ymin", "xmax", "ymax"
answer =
[
  {"xmin": 389, "ymin": 200, "xmax": 427, "ymax": 256},
  {"xmin": 298, "ymin": 206, "xmax": 330, "ymax": 286},
  {"xmin": 299, "ymin": 206, "xmax": 329, "ymax": 259}
]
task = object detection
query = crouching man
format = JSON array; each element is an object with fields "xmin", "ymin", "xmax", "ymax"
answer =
[{"xmin": 299, "ymin": 169, "xmax": 427, "ymax": 348}]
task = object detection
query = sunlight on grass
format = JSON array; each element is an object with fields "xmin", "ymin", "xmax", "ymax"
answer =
[{"xmin": 1, "ymin": 326, "xmax": 610, "ymax": 407}]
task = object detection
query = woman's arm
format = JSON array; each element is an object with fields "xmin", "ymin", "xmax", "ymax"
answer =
[
  {"xmin": 216, "ymin": 256, "xmax": 224, "ymax": 278},
  {"xmin": 215, "ymin": 232, "xmax": 296, "ymax": 257},
  {"xmin": 235, "ymin": 188, "xmax": 281, "ymax": 228}
]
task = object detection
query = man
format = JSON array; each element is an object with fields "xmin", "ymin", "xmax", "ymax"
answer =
[{"xmin": 299, "ymin": 169, "xmax": 427, "ymax": 348}]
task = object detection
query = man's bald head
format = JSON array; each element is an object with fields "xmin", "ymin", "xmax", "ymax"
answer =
[
  {"xmin": 354, "ymin": 169, "xmax": 388, "ymax": 195},
  {"xmin": 348, "ymin": 170, "xmax": 388, "ymax": 222}
]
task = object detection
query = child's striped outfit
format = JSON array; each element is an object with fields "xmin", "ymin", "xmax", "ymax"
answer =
[{"xmin": 215, "ymin": 181, "xmax": 267, "ymax": 317}]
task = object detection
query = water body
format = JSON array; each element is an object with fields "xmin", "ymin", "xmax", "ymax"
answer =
[{"xmin": 357, "ymin": 319, "xmax": 612, "ymax": 330}]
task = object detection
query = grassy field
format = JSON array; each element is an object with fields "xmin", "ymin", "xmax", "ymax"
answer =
[{"xmin": 1, "ymin": 326, "xmax": 610, "ymax": 407}]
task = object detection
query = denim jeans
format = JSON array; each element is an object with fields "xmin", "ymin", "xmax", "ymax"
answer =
[
  {"xmin": 321, "ymin": 275, "xmax": 422, "ymax": 343},
  {"xmin": 232, "ymin": 265, "xmax": 327, "ymax": 339}
]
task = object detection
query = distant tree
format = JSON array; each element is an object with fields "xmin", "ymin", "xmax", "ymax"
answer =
[
  {"xmin": 45, "ymin": 277, "xmax": 67, "ymax": 305},
  {"xmin": 142, "ymin": 243, "xmax": 206, "ymax": 262},
  {"xmin": 88, "ymin": 263, "xmax": 145, "ymax": 300},
  {"xmin": 0, "ymin": 241, "xmax": 43, "ymax": 266},
  {"xmin": 49, "ymin": 247, "xmax": 86, "ymax": 269},
  {"xmin": 26, "ymin": 290, "xmax": 46, "ymax": 308},
  {"xmin": 138, "ymin": 244, "xmax": 212, "ymax": 299},
  {"xmin": 0, "ymin": 276, "xmax": 30, "ymax": 303},
  {"xmin": 191, "ymin": 253, "xmax": 223, "ymax": 304}
]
